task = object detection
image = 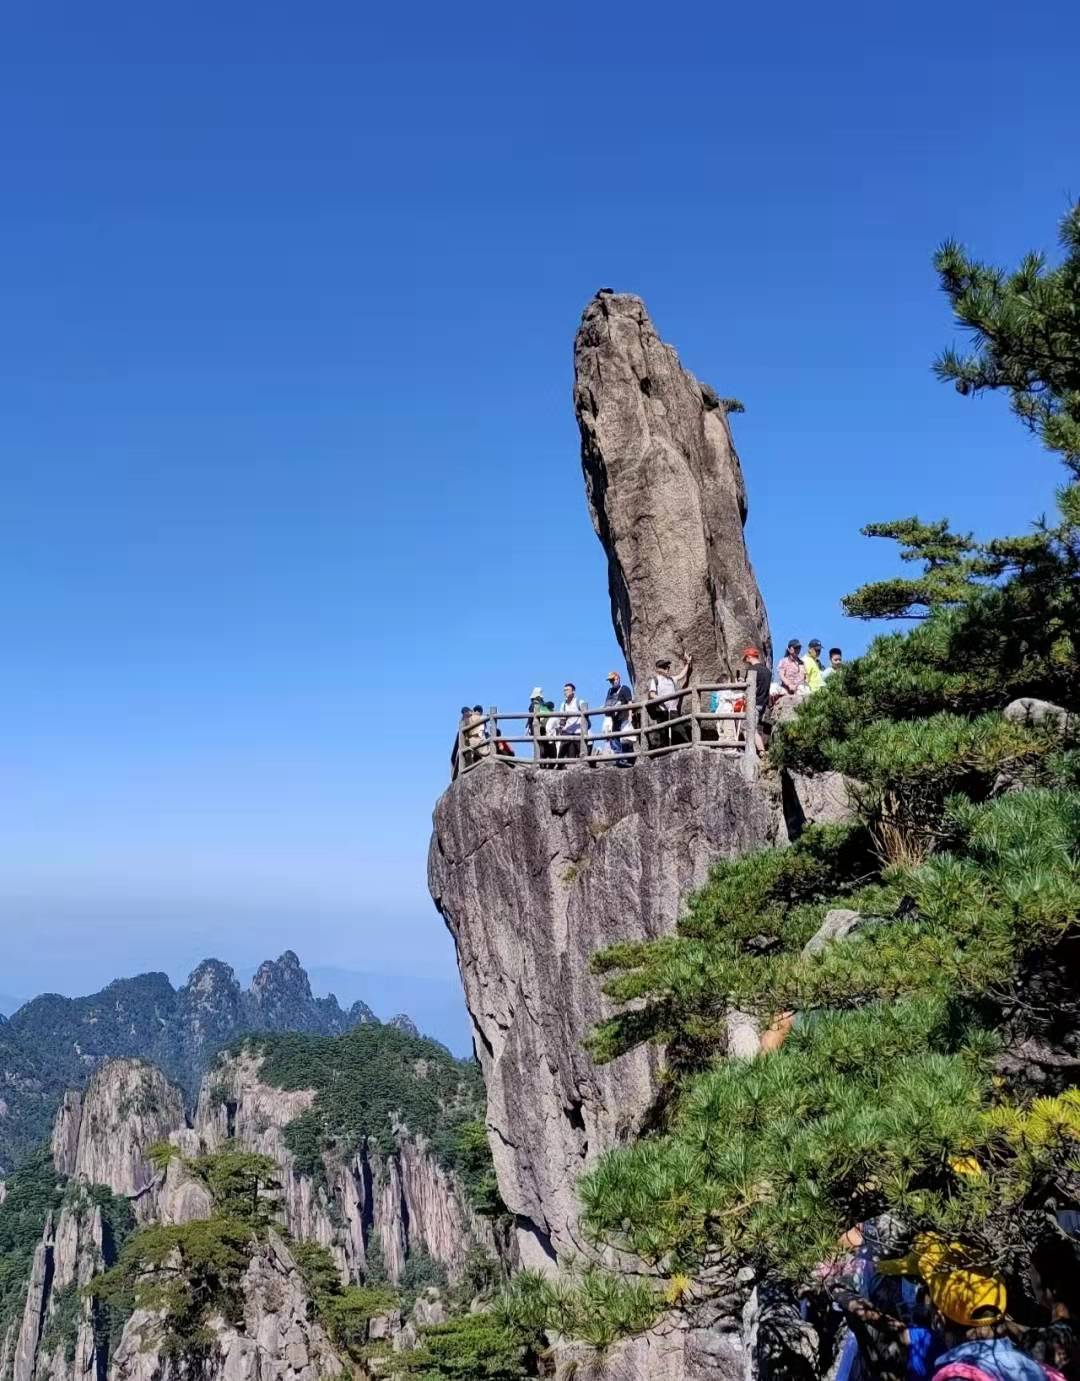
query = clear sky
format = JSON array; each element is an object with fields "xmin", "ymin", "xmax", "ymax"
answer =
[{"xmin": 1, "ymin": 1, "xmax": 1077, "ymax": 1050}]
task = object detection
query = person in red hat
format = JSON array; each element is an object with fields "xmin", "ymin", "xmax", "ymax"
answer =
[{"xmin": 742, "ymin": 645, "xmax": 772, "ymax": 755}]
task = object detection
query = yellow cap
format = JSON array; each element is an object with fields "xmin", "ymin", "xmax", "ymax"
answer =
[{"xmin": 877, "ymin": 1234, "xmax": 1006, "ymax": 1326}]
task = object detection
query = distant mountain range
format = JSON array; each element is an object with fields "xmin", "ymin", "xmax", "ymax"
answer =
[{"xmin": 0, "ymin": 950, "xmax": 398, "ymax": 1173}]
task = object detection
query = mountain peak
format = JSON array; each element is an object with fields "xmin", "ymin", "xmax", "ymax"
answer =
[
  {"xmin": 186, "ymin": 958, "xmax": 239, "ymax": 995},
  {"xmin": 250, "ymin": 951, "xmax": 313, "ymax": 1005}
]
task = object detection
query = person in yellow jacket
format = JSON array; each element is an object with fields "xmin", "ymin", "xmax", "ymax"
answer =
[
  {"xmin": 877, "ymin": 1232, "xmax": 1006, "ymax": 1326},
  {"xmin": 804, "ymin": 639, "xmax": 826, "ymax": 693}
]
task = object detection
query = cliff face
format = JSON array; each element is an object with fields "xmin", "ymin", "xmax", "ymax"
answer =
[
  {"xmin": 574, "ymin": 291, "xmax": 770, "ymax": 684},
  {"xmin": 109, "ymin": 1231, "xmax": 343, "ymax": 1381},
  {"xmin": 9, "ymin": 1189, "xmax": 107, "ymax": 1381},
  {"xmin": 196, "ymin": 1048, "xmax": 497, "ymax": 1285},
  {"xmin": 50, "ymin": 1060, "xmax": 186, "ymax": 1216},
  {"xmin": 429, "ymin": 751, "xmax": 773, "ymax": 1270}
]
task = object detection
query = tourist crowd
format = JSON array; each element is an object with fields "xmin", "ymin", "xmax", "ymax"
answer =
[{"xmin": 451, "ymin": 638, "xmax": 843, "ymax": 774}]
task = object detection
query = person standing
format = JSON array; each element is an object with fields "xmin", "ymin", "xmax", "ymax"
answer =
[
  {"xmin": 527, "ymin": 688, "xmax": 546, "ymax": 760},
  {"xmin": 556, "ymin": 682, "xmax": 583, "ymax": 762},
  {"xmin": 804, "ymin": 639, "xmax": 825, "ymax": 693},
  {"xmin": 603, "ymin": 671, "xmax": 634, "ymax": 763},
  {"xmin": 463, "ymin": 705, "xmax": 487, "ymax": 766},
  {"xmin": 647, "ymin": 652, "xmax": 692, "ymax": 750},
  {"xmin": 778, "ymin": 640, "xmax": 806, "ymax": 696},
  {"xmin": 540, "ymin": 700, "xmax": 558, "ymax": 764},
  {"xmin": 741, "ymin": 646, "xmax": 772, "ymax": 755},
  {"xmin": 822, "ymin": 647, "xmax": 843, "ymax": 681}
]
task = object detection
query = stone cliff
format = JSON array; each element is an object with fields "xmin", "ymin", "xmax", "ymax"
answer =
[
  {"xmin": 7, "ymin": 1047, "xmax": 498, "ymax": 1381},
  {"xmin": 51, "ymin": 1060, "xmax": 186, "ymax": 1219},
  {"xmin": 196, "ymin": 1047, "xmax": 498, "ymax": 1285},
  {"xmin": 108, "ymin": 1231, "xmax": 344, "ymax": 1381},
  {"xmin": 574, "ymin": 291, "xmax": 770, "ymax": 684},
  {"xmin": 429, "ymin": 752, "xmax": 773, "ymax": 1270}
]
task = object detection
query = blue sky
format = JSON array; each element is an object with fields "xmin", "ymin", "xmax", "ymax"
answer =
[{"xmin": 1, "ymin": 1, "xmax": 1077, "ymax": 1051}]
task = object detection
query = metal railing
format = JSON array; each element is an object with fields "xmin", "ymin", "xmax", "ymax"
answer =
[{"xmin": 450, "ymin": 679, "xmax": 758, "ymax": 781}]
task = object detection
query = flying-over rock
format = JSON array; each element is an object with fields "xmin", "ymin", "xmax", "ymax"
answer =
[
  {"xmin": 429, "ymin": 749, "xmax": 773, "ymax": 1269},
  {"xmin": 574, "ymin": 291, "xmax": 770, "ymax": 685}
]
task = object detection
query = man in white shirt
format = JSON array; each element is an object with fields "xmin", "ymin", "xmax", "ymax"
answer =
[
  {"xmin": 646, "ymin": 653, "xmax": 692, "ymax": 750},
  {"xmin": 556, "ymin": 681, "xmax": 583, "ymax": 763}
]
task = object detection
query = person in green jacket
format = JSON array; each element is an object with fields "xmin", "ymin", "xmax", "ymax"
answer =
[{"xmin": 805, "ymin": 639, "xmax": 826, "ymax": 693}]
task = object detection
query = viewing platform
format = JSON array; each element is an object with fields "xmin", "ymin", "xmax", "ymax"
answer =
[{"xmin": 451, "ymin": 679, "xmax": 759, "ymax": 781}]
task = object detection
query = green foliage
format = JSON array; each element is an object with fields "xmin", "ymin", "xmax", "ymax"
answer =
[
  {"xmin": 399, "ymin": 1246, "xmax": 449, "ymax": 1312},
  {"xmin": 147, "ymin": 1140, "xmax": 181, "ymax": 1171},
  {"xmin": 391, "ymin": 1310, "xmax": 536, "ymax": 1379},
  {"xmin": 41, "ymin": 1282, "xmax": 81, "ymax": 1363},
  {"xmin": 292, "ymin": 1240, "xmax": 396, "ymax": 1362},
  {"xmin": 934, "ymin": 202, "xmax": 1080, "ymax": 472},
  {"xmin": 842, "ymin": 517, "xmax": 995, "ymax": 620},
  {"xmin": 427, "ymin": 1117, "xmax": 506, "ymax": 1217},
  {"xmin": 0, "ymin": 1148, "xmax": 64, "ymax": 1332},
  {"xmin": 250, "ymin": 1022, "xmax": 486, "ymax": 1175},
  {"xmin": 186, "ymin": 1147, "xmax": 280, "ymax": 1229},
  {"xmin": 584, "ymin": 790, "xmax": 1080, "ymax": 1284},
  {"xmin": 88, "ymin": 1216, "xmax": 255, "ymax": 1367},
  {"xmin": 501, "ymin": 1266, "xmax": 662, "ymax": 1351},
  {"xmin": 588, "ymin": 823, "xmax": 876, "ymax": 1065}
]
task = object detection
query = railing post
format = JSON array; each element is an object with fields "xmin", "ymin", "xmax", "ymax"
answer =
[
  {"xmin": 742, "ymin": 675, "xmax": 758, "ymax": 778},
  {"xmin": 690, "ymin": 684, "xmax": 701, "ymax": 745},
  {"xmin": 488, "ymin": 706, "xmax": 498, "ymax": 764},
  {"xmin": 579, "ymin": 700, "xmax": 590, "ymax": 760},
  {"xmin": 456, "ymin": 723, "xmax": 466, "ymax": 779}
]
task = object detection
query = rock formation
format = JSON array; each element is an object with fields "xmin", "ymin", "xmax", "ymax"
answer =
[
  {"xmin": 9, "ymin": 1189, "xmax": 108, "ymax": 1381},
  {"xmin": 6, "ymin": 1039, "xmax": 499, "ymax": 1381},
  {"xmin": 0, "ymin": 950, "xmax": 384, "ymax": 1175},
  {"xmin": 108, "ymin": 1231, "xmax": 343, "ymax": 1381},
  {"xmin": 197, "ymin": 1048, "xmax": 498, "ymax": 1284},
  {"xmin": 429, "ymin": 751, "xmax": 773, "ymax": 1270},
  {"xmin": 574, "ymin": 291, "xmax": 770, "ymax": 685},
  {"xmin": 51, "ymin": 1060, "xmax": 186, "ymax": 1215}
]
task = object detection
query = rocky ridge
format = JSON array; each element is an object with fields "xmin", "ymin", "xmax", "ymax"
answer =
[
  {"xmin": 0, "ymin": 951, "xmax": 381, "ymax": 1174},
  {"xmin": 4, "ymin": 1045, "xmax": 498, "ymax": 1381}
]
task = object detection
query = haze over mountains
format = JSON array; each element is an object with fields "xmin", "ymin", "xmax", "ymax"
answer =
[{"xmin": 0, "ymin": 949, "xmax": 438, "ymax": 1172}]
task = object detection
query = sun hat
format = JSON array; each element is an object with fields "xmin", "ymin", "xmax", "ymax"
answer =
[
  {"xmin": 530, "ymin": 687, "xmax": 543, "ymax": 700},
  {"xmin": 606, "ymin": 671, "xmax": 620, "ymax": 680}
]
